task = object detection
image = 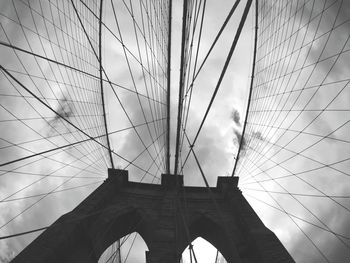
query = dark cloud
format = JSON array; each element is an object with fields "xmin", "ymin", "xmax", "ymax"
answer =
[
  {"xmin": 251, "ymin": 131, "xmax": 264, "ymax": 141},
  {"xmin": 231, "ymin": 108, "xmax": 241, "ymax": 127},
  {"xmin": 233, "ymin": 128, "xmax": 246, "ymax": 152},
  {"xmin": 47, "ymin": 97, "xmax": 74, "ymax": 136}
]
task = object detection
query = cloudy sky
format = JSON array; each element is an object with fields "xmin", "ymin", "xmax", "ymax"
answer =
[{"xmin": 0, "ymin": 0, "xmax": 350, "ymax": 262}]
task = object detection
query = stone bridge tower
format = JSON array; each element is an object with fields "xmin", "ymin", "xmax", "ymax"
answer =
[{"xmin": 12, "ymin": 169, "xmax": 295, "ymax": 262}]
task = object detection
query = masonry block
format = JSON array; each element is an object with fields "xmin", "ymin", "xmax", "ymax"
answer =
[
  {"xmin": 216, "ymin": 176, "xmax": 239, "ymax": 192},
  {"xmin": 108, "ymin": 168, "xmax": 129, "ymax": 186},
  {"xmin": 161, "ymin": 173, "xmax": 183, "ymax": 189}
]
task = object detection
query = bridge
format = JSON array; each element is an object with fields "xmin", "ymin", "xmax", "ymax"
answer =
[{"xmin": 0, "ymin": 0, "xmax": 349, "ymax": 262}]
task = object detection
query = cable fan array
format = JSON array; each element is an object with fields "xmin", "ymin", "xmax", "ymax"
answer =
[
  {"xmin": 0, "ymin": 0, "xmax": 170, "ymax": 262},
  {"xmin": 0, "ymin": 0, "xmax": 349, "ymax": 262},
  {"xmin": 236, "ymin": 1, "xmax": 350, "ymax": 262}
]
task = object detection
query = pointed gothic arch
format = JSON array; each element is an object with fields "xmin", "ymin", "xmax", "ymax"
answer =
[
  {"xmin": 181, "ymin": 237, "xmax": 227, "ymax": 263},
  {"xmin": 98, "ymin": 231, "xmax": 149, "ymax": 263},
  {"xmin": 178, "ymin": 214, "xmax": 242, "ymax": 262},
  {"xmin": 89, "ymin": 207, "xmax": 154, "ymax": 260}
]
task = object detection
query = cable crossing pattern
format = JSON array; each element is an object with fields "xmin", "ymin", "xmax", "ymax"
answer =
[{"xmin": 0, "ymin": 0, "xmax": 350, "ymax": 262}]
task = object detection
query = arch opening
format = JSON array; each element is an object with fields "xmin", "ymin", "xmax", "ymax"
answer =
[
  {"xmin": 181, "ymin": 237, "xmax": 227, "ymax": 263},
  {"xmin": 98, "ymin": 232, "xmax": 148, "ymax": 263},
  {"xmin": 92, "ymin": 207, "xmax": 154, "ymax": 261},
  {"xmin": 178, "ymin": 215, "xmax": 240, "ymax": 262}
]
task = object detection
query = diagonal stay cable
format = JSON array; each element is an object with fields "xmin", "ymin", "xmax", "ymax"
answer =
[
  {"xmin": 99, "ymin": 0, "xmax": 114, "ymax": 168},
  {"xmin": 239, "ymin": 1, "xmax": 347, "ymax": 178},
  {"xmin": 0, "ymin": 117, "xmax": 164, "ymax": 168},
  {"xmin": 110, "ymin": 0, "xmax": 162, "ymax": 171},
  {"xmin": 0, "ymin": 145, "xmax": 104, "ymax": 203},
  {"xmin": 0, "ymin": 116, "xmax": 164, "ymax": 152},
  {"xmin": 70, "ymin": 0, "xmax": 164, "ymax": 173},
  {"xmin": 0, "ymin": 66, "xmax": 115, "ymax": 159},
  {"xmin": 0, "ymin": 22, "xmax": 107, "ymax": 171},
  {"xmin": 181, "ymin": 128, "xmax": 256, "ymax": 260},
  {"xmin": 0, "ymin": 65, "xmax": 159, "ymax": 178},
  {"xmin": 236, "ymin": 136, "xmax": 350, "ymax": 220},
  {"xmin": 77, "ymin": 0, "xmax": 166, "ymax": 92},
  {"xmin": 241, "ymin": 155, "xmax": 350, "ymax": 186},
  {"xmin": 241, "ymin": 118, "xmax": 350, "ymax": 184},
  {"xmin": 244, "ymin": 192, "xmax": 350, "ymax": 241},
  {"xmin": 186, "ymin": 0, "xmax": 241, "ymax": 93},
  {"xmin": 2, "ymin": 141, "xmax": 162, "ymax": 244},
  {"xmin": 238, "ymin": 135, "xmax": 350, "ymax": 214},
  {"xmin": 235, "ymin": 137, "xmax": 350, "ymax": 250},
  {"xmin": 242, "ymin": 168, "xmax": 331, "ymax": 262},
  {"xmin": 241, "ymin": 187, "xmax": 350, "ymax": 199},
  {"xmin": 179, "ymin": 0, "xmax": 253, "ymax": 172},
  {"xmin": 0, "ymin": 152, "xmax": 106, "ymax": 231},
  {"xmin": 0, "ymin": 169, "xmax": 104, "ymax": 179},
  {"xmin": 71, "ymin": 0, "xmax": 115, "ymax": 167},
  {"xmin": 128, "ymin": 0, "xmax": 163, "ymax": 155},
  {"xmin": 178, "ymin": 0, "xmax": 206, "ymax": 166},
  {"xmin": 246, "ymin": 119, "xmax": 350, "ymax": 144},
  {"xmin": 232, "ymin": 0, "xmax": 259, "ymax": 177},
  {"xmin": 0, "ymin": 42, "xmax": 164, "ymax": 106},
  {"xmin": 0, "ymin": 181, "xmax": 103, "ymax": 204},
  {"xmin": 180, "ymin": 0, "xmax": 206, "ymax": 143}
]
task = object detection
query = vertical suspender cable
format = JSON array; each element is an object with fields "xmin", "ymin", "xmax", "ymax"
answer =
[
  {"xmin": 99, "ymin": 0, "xmax": 115, "ymax": 169},
  {"xmin": 100, "ymin": 0, "xmax": 118, "ymax": 259},
  {"xmin": 166, "ymin": 0, "xmax": 172, "ymax": 174},
  {"xmin": 100, "ymin": 1, "xmax": 119, "ymax": 258},
  {"xmin": 174, "ymin": 0, "xmax": 189, "ymax": 175},
  {"xmin": 231, "ymin": 0, "xmax": 258, "ymax": 177},
  {"xmin": 179, "ymin": 0, "xmax": 252, "ymax": 174}
]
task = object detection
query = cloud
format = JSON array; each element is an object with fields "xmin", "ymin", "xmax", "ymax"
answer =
[
  {"xmin": 231, "ymin": 108, "xmax": 241, "ymax": 127},
  {"xmin": 1, "ymin": 0, "xmax": 350, "ymax": 262},
  {"xmin": 232, "ymin": 128, "xmax": 244, "ymax": 149},
  {"xmin": 288, "ymin": 199, "xmax": 350, "ymax": 263},
  {"xmin": 251, "ymin": 131, "xmax": 264, "ymax": 141},
  {"xmin": 46, "ymin": 96, "xmax": 74, "ymax": 136}
]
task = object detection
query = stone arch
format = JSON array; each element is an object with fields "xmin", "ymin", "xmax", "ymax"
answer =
[
  {"xmin": 179, "ymin": 214, "xmax": 242, "ymax": 263},
  {"xmin": 98, "ymin": 231, "xmax": 149, "ymax": 263},
  {"xmin": 12, "ymin": 171, "xmax": 295, "ymax": 263},
  {"xmin": 181, "ymin": 237, "xmax": 228, "ymax": 263},
  {"xmin": 89, "ymin": 206, "xmax": 155, "ymax": 260}
]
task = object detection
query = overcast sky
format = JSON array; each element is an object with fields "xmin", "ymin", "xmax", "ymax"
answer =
[{"xmin": 0, "ymin": 0, "xmax": 350, "ymax": 263}]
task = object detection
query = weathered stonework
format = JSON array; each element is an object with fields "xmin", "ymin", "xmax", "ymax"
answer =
[{"xmin": 12, "ymin": 169, "xmax": 295, "ymax": 263}]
